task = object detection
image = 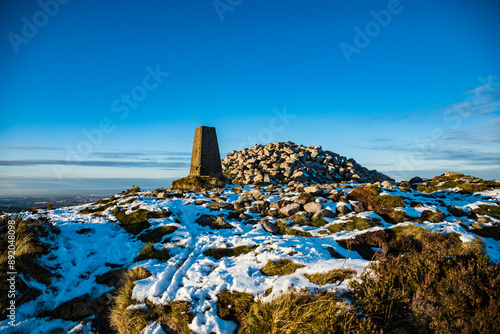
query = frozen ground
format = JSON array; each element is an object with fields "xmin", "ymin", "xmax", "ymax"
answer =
[{"xmin": 1, "ymin": 183, "xmax": 499, "ymax": 334}]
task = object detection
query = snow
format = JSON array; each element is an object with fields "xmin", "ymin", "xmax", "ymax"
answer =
[{"xmin": 1, "ymin": 185, "xmax": 499, "ymax": 333}]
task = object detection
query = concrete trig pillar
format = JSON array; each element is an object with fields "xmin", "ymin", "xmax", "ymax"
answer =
[{"xmin": 189, "ymin": 126, "xmax": 223, "ymax": 178}]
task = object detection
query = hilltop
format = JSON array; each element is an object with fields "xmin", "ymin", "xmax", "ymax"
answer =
[{"xmin": 1, "ymin": 157, "xmax": 500, "ymax": 333}]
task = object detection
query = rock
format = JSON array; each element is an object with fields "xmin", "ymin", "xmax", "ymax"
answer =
[
  {"xmin": 279, "ymin": 203, "xmax": 302, "ymax": 216},
  {"xmin": 214, "ymin": 217, "xmax": 232, "ymax": 228},
  {"xmin": 194, "ymin": 199, "xmax": 210, "ymax": 206},
  {"xmin": 312, "ymin": 209, "xmax": 336, "ymax": 220},
  {"xmin": 195, "ymin": 214, "xmax": 217, "ymax": 227},
  {"xmin": 269, "ymin": 202, "xmax": 281, "ymax": 210},
  {"xmin": 447, "ymin": 205, "xmax": 466, "ymax": 217},
  {"xmin": 261, "ymin": 220, "xmax": 281, "ymax": 234},
  {"xmin": 409, "ymin": 176, "xmax": 424, "ymax": 184},
  {"xmin": 239, "ymin": 213, "xmax": 252, "ymax": 220},
  {"xmin": 381, "ymin": 180, "xmax": 392, "ymax": 188},
  {"xmin": 326, "ymin": 246, "xmax": 343, "ymax": 259},
  {"xmin": 294, "ymin": 192, "xmax": 315, "ymax": 205},
  {"xmin": 303, "ymin": 201, "xmax": 323, "ymax": 214},
  {"xmin": 476, "ymin": 217, "xmax": 491, "ymax": 224},
  {"xmin": 336, "ymin": 204, "xmax": 350, "ymax": 215},
  {"xmin": 350, "ymin": 201, "xmax": 365, "ymax": 213},
  {"xmin": 208, "ymin": 201, "xmax": 234, "ymax": 211},
  {"xmin": 304, "ymin": 186, "xmax": 323, "ymax": 196}
]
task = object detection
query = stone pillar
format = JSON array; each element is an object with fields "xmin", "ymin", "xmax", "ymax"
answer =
[{"xmin": 189, "ymin": 126, "xmax": 223, "ymax": 178}]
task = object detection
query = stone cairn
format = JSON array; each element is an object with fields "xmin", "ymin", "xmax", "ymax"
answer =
[{"xmin": 222, "ymin": 141, "xmax": 394, "ymax": 185}]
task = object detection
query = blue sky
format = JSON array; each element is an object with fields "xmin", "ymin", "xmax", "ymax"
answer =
[{"xmin": 1, "ymin": 0, "xmax": 499, "ymax": 195}]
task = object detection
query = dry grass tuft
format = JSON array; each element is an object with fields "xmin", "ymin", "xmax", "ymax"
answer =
[
  {"xmin": 261, "ymin": 259, "xmax": 305, "ymax": 276},
  {"xmin": 204, "ymin": 245, "xmax": 257, "ymax": 260},
  {"xmin": 305, "ymin": 268, "xmax": 357, "ymax": 285},
  {"xmin": 135, "ymin": 242, "xmax": 171, "ymax": 262}
]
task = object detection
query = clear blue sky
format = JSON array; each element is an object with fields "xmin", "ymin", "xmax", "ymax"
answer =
[{"xmin": 1, "ymin": 0, "xmax": 499, "ymax": 194}]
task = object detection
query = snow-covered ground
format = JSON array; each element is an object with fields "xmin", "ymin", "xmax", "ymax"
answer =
[{"xmin": 1, "ymin": 184, "xmax": 499, "ymax": 334}]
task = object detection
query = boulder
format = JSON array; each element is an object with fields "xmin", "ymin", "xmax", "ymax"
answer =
[
  {"xmin": 294, "ymin": 192, "xmax": 315, "ymax": 205},
  {"xmin": 312, "ymin": 209, "xmax": 336, "ymax": 220},
  {"xmin": 195, "ymin": 214, "xmax": 217, "ymax": 227},
  {"xmin": 304, "ymin": 186, "xmax": 323, "ymax": 196},
  {"xmin": 336, "ymin": 204, "xmax": 350, "ymax": 215},
  {"xmin": 409, "ymin": 176, "xmax": 424, "ymax": 184},
  {"xmin": 350, "ymin": 201, "xmax": 365, "ymax": 213},
  {"xmin": 279, "ymin": 203, "xmax": 302, "ymax": 216},
  {"xmin": 261, "ymin": 220, "xmax": 281, "ymax": 234},
  {"xmin": 303, "ymin": 201, "xmax": 323, "ymax": 214}
]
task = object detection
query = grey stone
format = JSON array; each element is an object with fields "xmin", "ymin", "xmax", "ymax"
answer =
[
  {"xmin": 261, "ymin": 220, "xmax": 281, "ymax": 234},
  {"xmin": 208, "ymin": 201, "xmax": 234, "ymax": 211},
  {"xmin": 195, "ymin": 214, "xmax": 217, "ymax": 227},
  {"xmin": 279, "ymin": 203, "xmax": 302, "ymax": 216},
  {"xmin": 351, "ymin": 201, "xmax": 365, "ymax": 213},
  {"xmin": 336, "ymin": 204, "xmax": 350, "ymax": 215},
  {"xmin": 303, "ymin": 201, "xmax": 323, "ymax": 214},
  {"xmin": 312, "ymin": 209, "xmax": 336, "ymax": 220},
  {"xmin": 304, "ymin": 186, "xmax": 323, "ymax": 196},
  {"xmin": 294, "ymin": 192, "xmax": 315, "ymax": 205}
]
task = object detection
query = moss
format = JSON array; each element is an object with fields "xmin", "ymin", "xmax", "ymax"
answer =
[
  {"xmin": 171, "ymin": 176, "xmax": 227, "ymax": 191},
  {"xmin": 305, "ymin": 268, "xmax": 356, "ymax": 285},
  {"xmin": 311, "ymin": 216, "xmax": 328, "ymax": 227},
  {"xmin": 135, "ymin": 242, "xmax": 171, "ymax": 262},
  {"xmin": 126, "ymin": 185, "xmax": 141, "ymax": 194},
  {"xmin": 476, "ymin": 204, "xmax": 500, "ymax": 219},
  {"xmin": 138, "ymin": 226, "xmax": 177, "ymax": 243},
  {"xmin": 326, "ymin": 217, "xmax": 378, "ymax": 233},
  {"xmin": 276, "ymin": 220, "xmax": 313, "ymax": 237},
  {"xmin": 377, "ymin": 194, "xmax": 404, "ymax": 208},
  {"xmin": 415, "ymin": 175, "xmax": 500, "ymax": 193},
  {"xmin": 204, "ymin": 245, "xmax": 257, "ymax": 259},
  {"xmin": 113, "ymin": 208, "xmax": 172, "ymax": 235},
  {"xmin": 79, "ymin": 201, "xmax": 117, "ymax": 215},
  {"xmin": 261, "ymin": 259, "xmax": 305, "ymax": 276}
]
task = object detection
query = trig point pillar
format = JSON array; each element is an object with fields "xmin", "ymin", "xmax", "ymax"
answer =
[{"xmin": 189, "ymin": 126, "xmax": 223, "ymax": 178}]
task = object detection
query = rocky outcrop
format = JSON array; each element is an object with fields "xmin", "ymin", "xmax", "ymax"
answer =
[{"xmin": 222, "ymin": 142, "xmax": 393, "ymax": 185}]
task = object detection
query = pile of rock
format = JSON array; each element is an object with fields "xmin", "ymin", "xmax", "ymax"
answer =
[{"xmin": 222, "ymin": 142, "xmax": 394, "ymax": 185}]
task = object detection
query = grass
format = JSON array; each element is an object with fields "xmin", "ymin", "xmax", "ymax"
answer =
[
  {"xmin": 171, "ymin": 175, "xmax": 226, "ymax": 191},
  {"xmin": 305, "ymin": 268, "xmax": 356, "ymax": 285},
  {"xmin": 261, "ymin": 259, "xmax": 305, "ymax": 276},
  {"xmin": 240, "ymin": 289, "xmax": 358, "ymax": 334},
  {"xmin": 0, "ymin": 216, "xmax": 59, "ymax": 319},
  {"xmin": 135, "ymin": 242, "xmax": 171, "ymax": 262},
  {"xmin": 138, "ymin": 226, "xmax": 177, "ymax": 243},
  {"xmin": 276, "ymin": 220, "xmax": 314, "ymax": 238},
  {"xmin": 204, "ymin": 245, "xmax": 257, "ymax": 259},
  {"xmin": 79, "ymin": 201, "xmax": 117, "ymax": 215},
  {"xmin": 234, "ymin": 225, "xmax": 499, "ymax": 334},
  {"xmin": 110, "ymin": 266, "xmax": 195, "ymax": 333},
  {"xmin": 348, "ymin": 186, "xmax": 404, "ymax": 218},
  {"xmin": 476, "ymin": 204, "xmax": 500, "ymax": 219},
  {"xmin": 349, "ymin": 233, "xmax": 500, "ymax": 333},
  {"xmin": 415, "ymin": 174, "xmax": 500, "ymax": 193},
  {"xmin": 326, "ymin": 216, "xmax": 378, "ymax": 233},
  {"xmin": 113, "ymin": 207, "xmax": 172, "ymax": 235},
  {"xmin": 217, "ymin": 290, "xmax": 255, "ymax": 326}
]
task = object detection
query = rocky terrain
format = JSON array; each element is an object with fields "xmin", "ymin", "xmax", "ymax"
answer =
[
  {"xmin": 1, "ymin": 161, "xmax": 500, "ymax": 333},
  {"xmin": 222, "ymin": 142, "xmax": 394, "ymax": 185}
]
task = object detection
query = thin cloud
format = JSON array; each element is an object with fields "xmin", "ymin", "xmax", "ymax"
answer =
[
  {"xmin": 0, "ymin": 145, "xmax": 64, "ymax": 151},
  {"xmin": 0, "ymin": 159, "xmax": 189, "ymax": 169}
]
